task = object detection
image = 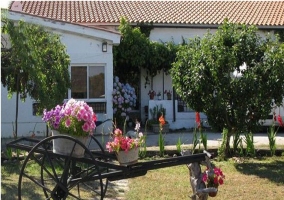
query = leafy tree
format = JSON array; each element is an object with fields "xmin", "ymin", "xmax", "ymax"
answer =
[
  {"xmin": 1, "ymin": 17, "xmax": 71, "ymax": 137},
  {"xmin": 114, "ymin": 17, "xmax": 150, "ymax": 86},
  {"xmin": 114, "ymin": 17, "xmax": 178, "ymax": 88},
  {"xmin": 171, "ymin": 19, "xmax": 284, "ymax": 158}
]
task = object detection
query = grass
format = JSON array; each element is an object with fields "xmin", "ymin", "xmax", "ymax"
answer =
[
  {"xmin": 125, "ymin": 156, "xmax": 284, "ymax": 200},
  {"xmin": 2, "ymin": 156, "xmax": 284, "ymax": 199}
]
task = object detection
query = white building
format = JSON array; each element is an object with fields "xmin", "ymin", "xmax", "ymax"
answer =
[
  {"xmin": 1, "ymin": 10, "xmax": 120, "ymax": 138},
  {"xmin": 2, "ymin": 1, "xmax": 284, "ymax": 137}
]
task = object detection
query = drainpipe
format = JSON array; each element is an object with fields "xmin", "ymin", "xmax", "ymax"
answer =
[
  {"xmin": 173, "ymin": 88, "xmax": 176, "ymax": 122},
  {"xmin": 162, "ymin": 69, "xmax": 165, "ymax": 100}
]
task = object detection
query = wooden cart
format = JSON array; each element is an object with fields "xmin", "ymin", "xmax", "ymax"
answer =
[{"xmin": 7, "ymin": 134, "xmax": 207, "ymax": 200}]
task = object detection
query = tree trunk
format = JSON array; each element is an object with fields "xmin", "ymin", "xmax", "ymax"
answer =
[
  {"xmin": 15, "ymin": 74, "xmax": 20, "ymax": 138},
  {"xmin": 225, "ymin": 133, "xmax": 231, "ymax": 157}
]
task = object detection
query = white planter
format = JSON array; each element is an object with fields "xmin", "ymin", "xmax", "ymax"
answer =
[
  {"xmin": 52, "ymin": 130, "xmax": 87, "ymax": 158},
  {"xmin": 116, "ymin": 147, "xmax": 139, "ymax": 166}
]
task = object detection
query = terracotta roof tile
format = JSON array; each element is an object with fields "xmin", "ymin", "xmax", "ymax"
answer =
[{"xmin": 12, "ymin": 1, "xmax": 284, "ymax": 27}]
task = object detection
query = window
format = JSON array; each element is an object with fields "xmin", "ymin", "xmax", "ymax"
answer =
[
  {"xmin": 176, "ymin": 95, "xmax": 194, "ymax": 112},
  {"xmin": 87, "ymin": 102, "xmax": 106, "ymax": 113},
  {"xmin": 71, "ymin": 66, "xmax": 105, "ymax": 99},
  {"xmin": 32, "ymin": 102, "xmax": 40, "ymax": 116}
]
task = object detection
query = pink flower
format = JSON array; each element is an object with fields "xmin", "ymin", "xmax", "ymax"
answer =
[
  {"xmin": 219, "ymin": 178, "xmax": 224, "ymax": 185},
  {"xmin": 65, "ymin": 118, "xmax": 71, "ymax": 127},
  {"xmin": 42, "ymin": 98, "xmax": 97, "ymax": 136},
  {"xmin": 105, "ymin": 127, "xmax": 145, "ymax": 153},
  {"xmin": 203, "ymin": 167, "xmax": 225, "ymax": 188},
  {"xmin": 82, "ymin": 123, "xmax": 90, "ymax": 132}
]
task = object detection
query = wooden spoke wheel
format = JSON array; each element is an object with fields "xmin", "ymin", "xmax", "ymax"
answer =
[
  {"xmin": 81, "ymin": 135, "xmax": 114, "ymax": 198},
  {"xmin": 18, "ymin": 135, "xmax": 105, "ymax": 200}
]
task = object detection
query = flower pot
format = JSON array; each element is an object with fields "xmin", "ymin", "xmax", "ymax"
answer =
[
  {"xmin": 158, "ymin": 95, "xmax": 162, "ymax": 100},
  {"xmin": 149, "ymin": 93, "xmax": 155, "ymax": 100},
  {"xmin": 208, "ymin": 187, "xmax": 218, "ymax": 197},
  {"xmin": 116, "ymin": 147, "xmax": 139, "ymax": 166},
  {"xmin": 52, "ymin": 130, "xmax": 88, "ymax": 158},
  {"xmin": 167, "ymin": 94, "xmax": 172, "ymax": 100}
]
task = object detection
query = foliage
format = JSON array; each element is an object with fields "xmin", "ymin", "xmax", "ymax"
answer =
[
  {"xmin": 232, "ymin": 131, "xmax": 242, "ymax": 154},
  {"xmin": 218, "ymin": 128, "xmax": 228, "ymax": 160},
  {"xmin": 176, "ymin": 137, "xmax": 182, "ymax": 154},
  {"xmin": 149, "ymin": 104, "xmax": 166, "ymax": 122},
  {"xmin": 1, "ymin": 18, "xmax": 71, "ymax": 112},
  {"xmin": 202, "ymin": 167, "xmax": 225, "ymax": 188},
  {"xmin": 112, "ymin": 76, "xmax": 137, "ymax": 128},
  {"xmin": 113, "ymin": 17, "xmax": 150, "ymax": 87},
  {"xmin": 113, "ymin": 17, "xmax": 179, "ymax": 88},
  {"xmin": 138, "ymin": 120, "xmax": 148, "ymax": 158},
  {"xmin": 42, "ymin": 99, "xmax": 97, "ymax": 137},
  {"xmin": 171, "ymin": 19, "xmax": 284, "ymax": 157},
  {"xmin": 192, "ymin": 130, "xmax": 199, "ymax": 154},
  {"xmin": 244, "ymin": 132, "xmax": 255, "ymax": 157},
  {"xmin": 267, "ymin": 124, "xmax": 277, "ymax": 156},
  {"xmin": 268, "ymin": 113, "xmax": 284, "ymax": 156},
  {"xmin": 105, "ymin": 128, "xmax": 144, "ymax": 153},
  {"xmin": 148, "ymin": 104, "xmax": 167, "ymax": 130}
]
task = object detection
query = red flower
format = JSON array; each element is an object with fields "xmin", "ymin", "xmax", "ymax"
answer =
[
  {"xmin": 93, "ymin": 113, "xmax": 97, "ymax": 122},
  {"xmin": 277, "ymin": 115, "xmax": 284, "ymax": 127},
  {"xmin": 195, "ymin": 112, "xmax": 201, "ymax": 128},
  {"xmin": 159, "ymin": 115, "xmax": 166, "ymax": 126}
]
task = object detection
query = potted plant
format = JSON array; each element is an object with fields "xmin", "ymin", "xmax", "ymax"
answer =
[
  {"xmin": 164, "ymin": 90, "xmax": 172, "ymax": 100},
  {"xmin": 42, "ymin": 98, "xmax": 97, "ymax": 157},
  {"xmin": 148, "ymin": 89, "xmax": 156, "ymax": 100},
  {"xmin": 202, "ymin": 167, "xmax": 225, "ymax": 197},
  {"xmin": 147, "ymin": 105, "xmax": 169, "ymax": 133},
  {"xmin": 106, "ymin": 125, "xmax": 145, "ymax": 166},
  {"xmin": 157, "ymin": 91, "xmax": 162, "ymax": 100}
]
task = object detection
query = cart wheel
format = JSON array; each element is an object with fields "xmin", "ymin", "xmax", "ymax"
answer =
[
  {"xmin": 18, "ymin": 135, "xmax": 105, "ymax": 200},
  {"xmin": 82, "ymin": 135, "xmax": 113, "ymax": 198}
]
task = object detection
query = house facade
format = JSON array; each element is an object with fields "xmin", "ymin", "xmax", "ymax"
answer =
[
  {"xmin": 2, "ymin": 1, "xmax": 284, "ymax": 137},
  {"xmin": 1, "ymin": 9, "xmax": 120, "ymax": 138}
]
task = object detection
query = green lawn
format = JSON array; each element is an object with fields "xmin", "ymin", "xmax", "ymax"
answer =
[{"xmin": 2, "ymin": 156, "xmax": 284, "ymax": 200}]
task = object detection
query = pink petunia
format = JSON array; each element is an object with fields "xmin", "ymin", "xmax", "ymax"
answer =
[
  {"xmin": 82, "ymin": 123, "xmax": 90, "ymax": 132},
  {"xmin": 65, "ymin": 118, "xmax": 71, "ymax": 127}
]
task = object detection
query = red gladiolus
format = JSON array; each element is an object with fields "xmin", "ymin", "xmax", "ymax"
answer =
[
  {"xmin": 277, "ymin": 115, "xmax": 284, "ymax": 127},
  {"xmin": 159, "ymin": 115, "xmax": 166, "ymax": 126},
  {"xmin": 195, "ymin": 112, "xmax": 201, "ymax": 128},
  {"xmin": 93, "ymin": 113, "xmax": 97, "ymax": 122}
]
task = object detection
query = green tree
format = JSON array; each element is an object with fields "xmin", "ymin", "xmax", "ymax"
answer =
[
  {"xmin": 114, "ymin": 17, "xmax": 150, "ymax": 86},
  {"xmin": 114, "ymin": 17, "xmax": 178, "ymax": 89},
  {"xmin": 171, "ymin": 20, "xmax": 284, "ymax": 158},
  {"xmin": 1, "ymin": 18, "xmax": 71, "ymax": 137}
]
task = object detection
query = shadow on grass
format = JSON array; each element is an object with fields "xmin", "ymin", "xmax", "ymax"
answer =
[
  {"xmin": 234, "ymin": 158, "xmax": 284, "ymax": 184},
  {"xmin": 1, "ymin": 160, "xmax": 122, "ymax": 199},
  {"xmin": 1, "ymin": 161, "xmax": 43, "ymax": 200}
]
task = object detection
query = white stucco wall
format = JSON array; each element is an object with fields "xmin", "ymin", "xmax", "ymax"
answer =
[{"xmin": 1, "ymin": 11, "xmax": 120, "ymax": 138}]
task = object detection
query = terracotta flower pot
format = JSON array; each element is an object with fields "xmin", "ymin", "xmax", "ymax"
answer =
[{"xmin": 208, "ymin": 186, "xmax": 218, "ymax": 197}]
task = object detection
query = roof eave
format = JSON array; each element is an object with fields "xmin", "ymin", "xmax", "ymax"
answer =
[{"xmin": 6, "ymin": 10, "xmax": 121, "ymax": 45}]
